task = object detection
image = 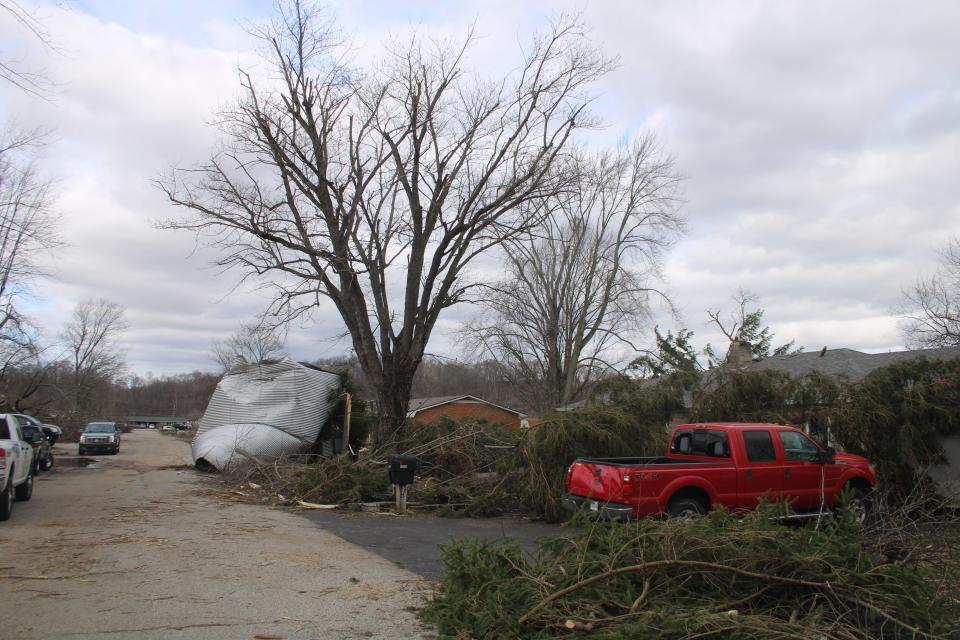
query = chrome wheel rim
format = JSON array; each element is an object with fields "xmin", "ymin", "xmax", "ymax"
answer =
[{"xmin": 849, "ymin": 498, "xmax": 867, "ymax": 524}]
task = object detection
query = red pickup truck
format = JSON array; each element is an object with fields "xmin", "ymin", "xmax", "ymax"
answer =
[{"xmin": 564, "ymin": 422, "xmax": 876, "ymax": 520}]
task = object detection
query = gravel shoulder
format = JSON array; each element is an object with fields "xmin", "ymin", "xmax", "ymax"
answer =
[{"xmin": 0, "ymin": 430, "xmax": 428, "ymax": 640}]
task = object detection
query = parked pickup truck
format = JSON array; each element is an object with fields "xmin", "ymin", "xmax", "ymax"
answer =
[
  {"xmin": 1, "ymin": 413, "xmax": 36, "ymax": 521},
  {"xmin": 564, "ymin": 422, "xmax": 876, "ymax": 520}
]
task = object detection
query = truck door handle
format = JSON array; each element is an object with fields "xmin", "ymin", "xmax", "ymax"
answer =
[
  {"xmin": 745, "ymin": 470, "xmax": 753, "ymax": 481},
  {"xmin": 784, "ymin": 468, "xmax": 791, "ymax": 479}
]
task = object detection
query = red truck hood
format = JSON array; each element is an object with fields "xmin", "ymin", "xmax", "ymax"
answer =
[{"xmin": 834, "ymin": 451, "xmax": 871, "ymax": 468}]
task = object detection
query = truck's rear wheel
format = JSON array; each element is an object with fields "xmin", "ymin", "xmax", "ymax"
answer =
[
  {"xmin": 0, "ymin": 475, "xmax": 13, "ymax": 521},
  {"xmin": 667, "ymin": 497, "xmax": 707, "ymax": 519},
  {"xmin": 14, "ymin": 471, "xmax": 33, "ymax": 502}
]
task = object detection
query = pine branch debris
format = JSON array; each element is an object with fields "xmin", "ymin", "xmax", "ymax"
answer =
[{"xmin": 421, "ymin": 504, "xmax": 960, "ymax": 639}]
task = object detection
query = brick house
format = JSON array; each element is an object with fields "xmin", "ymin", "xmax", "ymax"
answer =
[{"xmin": 406, "ymin": 395, "xmax": 526, "ymax": 430}]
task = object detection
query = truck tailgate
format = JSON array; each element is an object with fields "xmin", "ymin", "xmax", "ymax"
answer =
[{"xmin": 567, "ymin": 460, "xmax": 630, "ymax": 504}]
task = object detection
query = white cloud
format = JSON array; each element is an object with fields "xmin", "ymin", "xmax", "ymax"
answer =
[{"xmin": 2, "ymin": 0, "xmax": 959, "ymax": 377}]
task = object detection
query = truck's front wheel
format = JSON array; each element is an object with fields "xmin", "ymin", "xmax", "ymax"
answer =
[
  {"xmin": 837, "ymin": 483, "xmax": 871, "ymax": 524},
  {"xmin": 667, "ymin": 497, "xmax": 707, "ymax": 519}
]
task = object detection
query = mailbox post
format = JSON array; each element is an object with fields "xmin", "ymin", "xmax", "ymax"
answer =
[{"xmin": 388, "ymin": 454, "xmax": 417, "ymax": 513}]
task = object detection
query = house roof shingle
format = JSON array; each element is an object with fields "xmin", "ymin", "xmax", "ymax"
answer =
[
  {"xmin": 740, "ymin": 346, "xmax": 960, "ymax": 381},
  {"xmin": 406, "ymin": 395, "xmax": 526, "ymax": 417}
]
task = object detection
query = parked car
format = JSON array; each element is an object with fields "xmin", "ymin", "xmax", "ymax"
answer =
[
  {"xmin": 78, "ymin": 422, "xmax": 121, "ymax": 456},
  {"xmin": 564, "ymin": 422, "xmax": 876, "ymax": 520},
  {"xmin": 41, "ymin": 424, "xmax": 62, "ymax": 446},
  {"xmin": 19, "ymin": 423, "xmax": 54, "ymax": 473},
  {"xmin": 8, "ymin": 413, "xmax": 61, "ymax": 447},
  {"xmin": 1, "ymin": 413, "xmax": 35, "ymax": 521}
]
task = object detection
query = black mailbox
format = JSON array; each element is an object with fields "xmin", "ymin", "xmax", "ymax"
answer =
[{"xmin": 388, "ymin": 454, "xmax": 417, "ymax": 486}]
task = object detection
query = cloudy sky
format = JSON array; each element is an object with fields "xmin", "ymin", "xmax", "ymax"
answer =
[{"xmin": 1, "ymin": 0, "xmax": 958, "ymax": 376}]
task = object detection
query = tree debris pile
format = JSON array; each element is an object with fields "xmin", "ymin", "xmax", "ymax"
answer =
[
  {"xmin": 225, "ymin": 454, "xmax": 389, "ymax": 505},
  {"xmin": 217, "ymin": 412, "xmax": 664, "ymax": 517},
  {"xmin": 858, "ymin": 485, "xmax": 960, "ymax": 605},
  {"xmin": 391, "ymin": 411, "xmax": 668, "ymax": 520},
  {"xmin": 398, "ymin": 418, "xmax": 525, "ymax": 516},
  {"xmin": 421, "ymin": 505, "xmax": 958, "ymax": 639}
]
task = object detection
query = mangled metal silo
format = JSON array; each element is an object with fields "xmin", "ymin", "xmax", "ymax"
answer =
[{"xmin": 192, "ymin": 360, "xmax": 342, "ymax": 471}]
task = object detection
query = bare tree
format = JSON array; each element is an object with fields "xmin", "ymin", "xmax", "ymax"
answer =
[
  {"xmin": 900, "ymin": 238, "xmax": 960, "ymax": 348},
  {"xmin": 159, "ymin": 2, "xmax": 612, "ymax": 440},
  {"xmin": 0, "ymin": 1, "xmax": 56, "ymax": 97},
  {"xmin": 705, "ymin": 288, "xmax": 799, "ymax": 366},
  {"xmin": 61, "ymin": 298, "xmax": 128, "ymax": 418},
  {"xmin": 211, "ymin": 320, "xmax": 287, "ymax": 371},
  {"xmin": 0, "ymin": 127, "xmax": 59, "ymax": 409},
  {"xmin": 463, "ymin": 139, "xmax": 684, "ymax": 412}
]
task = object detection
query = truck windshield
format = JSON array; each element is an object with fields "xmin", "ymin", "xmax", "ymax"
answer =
[{"xmin": 85, "ymin": 424, "xmax": 115, "ymax": 433}]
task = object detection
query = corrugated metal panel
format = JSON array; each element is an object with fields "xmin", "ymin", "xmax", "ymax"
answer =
[
  {"xmin": 192, "ymin": 423, "xmax": 306, "ymax": 470},
  {"xmin": 196, "ymin": 360, "xmax": 343, "ymax": 444}
]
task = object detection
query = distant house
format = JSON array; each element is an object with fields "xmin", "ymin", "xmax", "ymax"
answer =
[
  {"xmin": 406, "ymin": 395, "xmax": 526, "ymax": 430},
  {"xmin": 733, "ymin": 345, "xmax": 960, "ymax": 381},
  {"xmin": 125, "ymin": 415, "xmax": 189, "ymax": 428}
]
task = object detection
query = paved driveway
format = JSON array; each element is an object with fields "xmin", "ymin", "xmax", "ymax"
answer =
[
  {"xmin": 298, "ymin": 509, "xmax": 571, "ymax": 579},
  {"xmin": 0, "ymin": 431, "xmax": 426, "ymax": 640}
]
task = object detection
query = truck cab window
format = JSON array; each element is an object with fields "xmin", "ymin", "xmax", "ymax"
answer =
[
  {"xmin": 705, "ymin": 430, "xmax": 730, "ymax": 458},
  {"xmin": 692, "ymin": 430, "xmax": 730, "ymax": 458},
  {"xmin": 778, "ymin": 431, "xmax": 821, "ymax": 462},
  {"xmin": 671, "ymin": 430, "xmax": 693, "ymax": 454},
  {"xmin": 743, "ymin": 430, "xmax": 776, "ymax": 462},
  {"xmin": 672, "ymin": 429, "xmax": 729, "ymax": 458}
]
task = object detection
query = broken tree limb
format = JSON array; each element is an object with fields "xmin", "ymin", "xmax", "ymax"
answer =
[
  {"xmin": 518, "ymin": 559, "xmax": 939, "ymax": 638},
  {"xmin": 295, "ymin": 500, "xmax": 338, "ymax": 510}
]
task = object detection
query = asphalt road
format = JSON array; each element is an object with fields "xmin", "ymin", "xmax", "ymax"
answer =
[
  {"xmin": 298, "ymin": 510, "xmax": 568, "ymax": 579},
  {"xmin": 0, "ymin": 430, "xmax": 428, "ymax": 640}
]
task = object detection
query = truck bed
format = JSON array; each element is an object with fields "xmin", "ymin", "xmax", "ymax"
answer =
[
  {"xmin": 574, "ymin": 456, "xmax": 732, "ymax": 467},
  {"xmin": 566, "ymin": 455, "xmax": 738, "ymax": 518}
]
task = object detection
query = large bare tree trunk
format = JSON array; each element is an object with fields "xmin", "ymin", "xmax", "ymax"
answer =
[{"xmin": 160, "ymin": 2, "xmax": 612, "ymax": 440}]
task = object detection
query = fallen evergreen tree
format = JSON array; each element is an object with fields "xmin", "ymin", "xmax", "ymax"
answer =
[
  {"xmin": 217, "ymin": 355, "xmax": 960, "ymax": 517},
  {"xmin": 691, "ymin": 357, "xmax": 960, "ymax": 500},
  {"xmin": 421, "ymin": 504, "xmax": 959, "ymax": 639}
]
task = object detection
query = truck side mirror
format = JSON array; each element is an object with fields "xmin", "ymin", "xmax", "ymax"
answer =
[{"xmin": 816, "ymin": 446, "xmax": 836, "ymax": 464}]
